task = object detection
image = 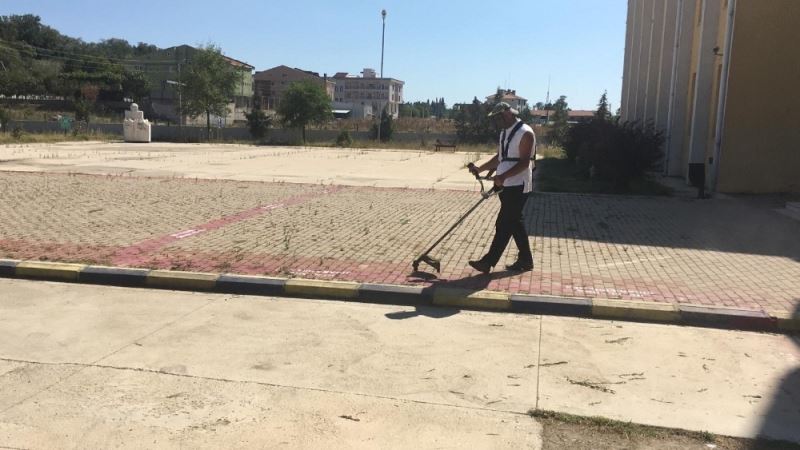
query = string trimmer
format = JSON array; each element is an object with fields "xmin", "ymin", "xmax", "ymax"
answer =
[{"xmin": 412, "ymin": 164, "xmax": 502, "ymax": 273}]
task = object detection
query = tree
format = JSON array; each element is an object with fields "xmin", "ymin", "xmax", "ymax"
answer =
[
  {"xmin": 0, "ymin": 107, "xmax": 10, "ymax": 133},
  {"xmin": 180, "ymin": 45, "xmax": 238, "ymax": 140},
  {"xmin": 370, "ymin": 110, "xmax": 394, "ymax": 142},
  {"xmin": 121, "ymin": 70, "xmax": 150, "ymax": 103},
  {"xmin": 519, "ymin": 106, "xmax": 533, "ymax": 124},
  {"xmin": 277, "ymin": 80, "xmax": 332, "ymax": 144},
  {"xmin": 245, "ymin": 109, "xmax": 271, "ymax": 140},
  {"xmin": 595, "ymin": 91, "xmax": 612, "ymax": 122},
  {"xmin": 549, "ymin": 95, "xmax": 570, "ymax": 146},
  {"xmin": 454, "ymin": 97, "xmax": 494, "ymax": 144}
]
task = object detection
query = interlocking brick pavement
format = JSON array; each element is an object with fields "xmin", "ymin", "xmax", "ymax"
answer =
[{"xmin": 2, "ymin": 171, "xmax": 799, "ymax": 315}]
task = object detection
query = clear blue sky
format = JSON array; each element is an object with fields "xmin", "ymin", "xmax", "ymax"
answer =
[{"xmin": 3, "ymin": 0, "xmax": 627, "ymax": 110}]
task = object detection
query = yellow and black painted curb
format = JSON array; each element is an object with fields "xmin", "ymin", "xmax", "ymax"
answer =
[{"xmin": 1, "ymin": 258, "xmax": 796, "ymax": 333}]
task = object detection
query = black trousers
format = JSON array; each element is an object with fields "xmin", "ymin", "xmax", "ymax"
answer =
[{"xmin": 481, "ymin": 185, "xmax": 533, "ymax": 266}]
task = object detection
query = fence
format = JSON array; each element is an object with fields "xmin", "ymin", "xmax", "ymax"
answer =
[{"xmin": 6, "ymin": 121, "xmax": 459, "ymax": 146}]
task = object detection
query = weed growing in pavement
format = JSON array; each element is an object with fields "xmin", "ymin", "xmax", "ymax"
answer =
[{"xmin": 215, "ymin": 261, "xmax": 232, "ymax": 272}]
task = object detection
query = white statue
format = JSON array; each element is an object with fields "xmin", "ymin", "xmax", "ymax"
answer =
[{"xmin": 123, "ymin": 103, "xmax": 151, "ymax": 143}]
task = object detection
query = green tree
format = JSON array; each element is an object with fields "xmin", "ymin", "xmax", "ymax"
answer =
[
  {"xmin": 277, "ymin": 80, "xmax": 332, "ymax": 144},
  {"xmin": 73, "ymin": 97, "xmax": 92, "ymax": 124},
  {"xmin": 121, "ymin": 70, "xmax": 151, "ymax": 103},
  {"xmin": 454, "ymin": 97, "xmax": 494, "ymax": 144},
  {"xmin": 245, "ymin": 109, "xmax": 271, "ymax": 140},
  {"xmin": 519, "ymin": 106, "xmax": 533, "ymax": 124},
  {"xmin": 370, "ymin": 110, "xmax": 394, "ymax": 142},
  {"xmin": 0, "ymin": 107, "xmax": 10, "ymax": 133},
  {"xmin": 180, "ymin": 45, "xmax": 238, "ymax": 140},
  {"xmin": 595, "ymin": 91, "xmax": 612, "ymax": 122},
  {"xmin": 550, "ymin": 95, "xmax": 570, "ymax": 146}
]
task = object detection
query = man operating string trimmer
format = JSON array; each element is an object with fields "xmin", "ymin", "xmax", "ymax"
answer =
[{"xmin": 467, "ymin": 102, "xmax": 535, "ymax": 274}]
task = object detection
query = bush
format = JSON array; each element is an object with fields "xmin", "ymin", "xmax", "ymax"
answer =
[
  {"xmin": 454, "ymin": 99, "xmax": 494, "ymax": 144},
  {"xmin": 0, "ymin": 107, "xmax": 9, "ymax": 133},
  {"xmin": 11, "ymin": 126, "xmax": 23, "ymax": 139},
  {"xmin": 370, "ymin": 110, "xmax": 394, "ymax": 142},
  {"xmin": 73, "ymin": 98, "xmax": 92, "ymax": 124},
  {"xmin": 245, "ymin": 109, "xmax": 271, "ymax": 140},
  {"xmin": 563, "ymin": 119, "xmax": 664, "ymax": 188},
  {"xmin": 335, "ymin": 130, "xmax": 353, "ymax": 147}
]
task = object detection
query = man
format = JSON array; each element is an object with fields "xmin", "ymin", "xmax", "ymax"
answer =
[{"xmin": 467, "ymin": 102, "xmax": 535, "ymax": 274}]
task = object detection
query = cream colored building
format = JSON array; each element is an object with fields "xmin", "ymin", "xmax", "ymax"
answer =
[
  {"xmin": 621, "ymin": 0, "xmax": 800, "ymax": 193},
  {"xmin": 254, "ymin": 65, "xmax": 335, "ymax": 112},
  {"xmin": 332, "ymin": 69, "xmax": 404, "ymax": 119}
]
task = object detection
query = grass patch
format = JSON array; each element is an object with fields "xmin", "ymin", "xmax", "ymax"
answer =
[
  {"xmin": 535, "ymin": 149, "xmax": 672, "ymax": 196},
  {"xmin": 529, "ymin": 409, "xmax": 714, "ymax": 442},
  {"xmin": 0, "ymin": 131, "xmax": 120, "ymax": 145},
  {"xmin": 529, "ymin": 409, "xmax": 800, "ymax": 450}
]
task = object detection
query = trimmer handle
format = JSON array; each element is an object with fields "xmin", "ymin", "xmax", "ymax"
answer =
[
  {"xmin": 467, "ymin": 163, "xmax": 495, "ymax": 180},
  {"xmin": 467, "ymin": 163, "xmax": 501, "ymax": 198}
]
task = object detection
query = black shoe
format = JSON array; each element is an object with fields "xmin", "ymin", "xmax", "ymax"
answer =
[
  {"xmin": 468, "ymin": 259, "xmax": 492, "ymax": 274},
  {"xmin": 505, "ymin": 260, "xmax": 534, "ymax": 272}
]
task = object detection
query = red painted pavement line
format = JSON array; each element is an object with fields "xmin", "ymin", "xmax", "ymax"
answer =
[{"xmin": 110, "ymin": 186, "xmax": 343, "ymax": 267}]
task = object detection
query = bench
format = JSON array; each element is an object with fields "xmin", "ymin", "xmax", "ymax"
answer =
[{"xmin": 434, "ymin": 139, "xmax": 457, "ymax": 152}]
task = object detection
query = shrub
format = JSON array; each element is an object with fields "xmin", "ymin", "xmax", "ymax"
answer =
[
  {"xmin": 245, "ymin": 109, "xmax": 271, "ymax": 140},
  {"xmin": 0, "ymin": 107, "xmax": 9, "ymax": 132},
  {"xmin": 370, "ymin": 110, "xmax": 394, "ymax": 142},
  {"xmin": 335, "ymin": 130, "xmax": 353, "ymax": 147},
  {"xmin": 563, "ymin": 119, "xmax": 664, "ymax": 189}
]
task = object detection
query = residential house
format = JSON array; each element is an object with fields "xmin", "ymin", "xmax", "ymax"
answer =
[
  {"xmin": 485, "ymin": 89, "xmax": 528, "ymax": 111},
  {"xmin": 531, "ymin": 109, "xmax": 595, "ymax": 125}
]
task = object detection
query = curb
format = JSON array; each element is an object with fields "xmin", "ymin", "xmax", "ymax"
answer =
[{"xmin": 1, "ymin": 258, "xmax": 797, "ymax": 333}]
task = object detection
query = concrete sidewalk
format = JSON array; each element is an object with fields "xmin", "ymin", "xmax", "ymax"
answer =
[
  {"xmin": 0, "ymin": 142, "xmax": 481, "ymax": 190},
  {"xmin": 1, "ymin": 279, "xmax": 798, "ymax": 448}
]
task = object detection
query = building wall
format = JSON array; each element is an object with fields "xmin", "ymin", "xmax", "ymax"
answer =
[
  {"xmin": 620, "ymin": 0, "xmax": 636, "ymax": 119},
  {"xmin": 664, "ymin": 0, "xmax": 697, "ymax": 176},
  {"xmin": 715, "ymin": 0, "xmax": 800, "ymax": 193},
  {"xmin": 254, "ymin": 66, "xmax": 333, "ymax": 112},
  {"xmin": 332, "ymin": 74, "xmax": 404, "ymax": 118},
  {"xmin": 132, "ymin": 45, "xmax": 253, "ymax": 125}
]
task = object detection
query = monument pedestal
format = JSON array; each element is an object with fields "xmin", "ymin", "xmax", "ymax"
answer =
[{"xmin": 123, "ymin": 103, "xmax": 151, "ymax": 143}]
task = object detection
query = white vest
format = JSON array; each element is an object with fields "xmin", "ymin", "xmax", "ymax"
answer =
[{"xmin": 497, "ymin": 119, "xmax": 535, "ymax": 193}]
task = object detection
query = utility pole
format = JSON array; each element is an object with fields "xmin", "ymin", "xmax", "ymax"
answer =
[
  {"xmin": 378, "ymin": 9, "xmax": 387, "ymax": 143},
  {"xmin": 545, "ymin": 74, "xmax": 551, "ymax": 124}
]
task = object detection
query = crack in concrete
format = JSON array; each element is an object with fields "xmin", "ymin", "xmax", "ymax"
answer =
[
  {"xmin": 0, "ymin": 356, "xmax": 529, "ymax": 418},
  {"xmin": 0, "ymin": 297, "xmax": 220, "ymax": 415}
]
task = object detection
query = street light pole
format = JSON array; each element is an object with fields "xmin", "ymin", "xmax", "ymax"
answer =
[
  {"xmin": 378, "ymin": 9, "xmax": 386, "ymax": 144},
  {"xmin": 381, "ymin": 9, "xmax": 386, "ymax": 78}
]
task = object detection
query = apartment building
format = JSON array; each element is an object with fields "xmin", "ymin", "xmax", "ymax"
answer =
[
  {"xmin": 130, "ymin": 45, "xmax": 254, "ymax": 125},
  {"xmin": 621, "ymin": 0, "xmax": 800, "ymax": 193},
  {"xmin": 332, "ymin": 69, "xmax": 404, "ymax": 119},
  {"xmin": 253, "ymin": 65, "xmax": 334, "ymax": 112}
]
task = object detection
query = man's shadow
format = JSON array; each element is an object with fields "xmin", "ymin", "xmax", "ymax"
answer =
[
  {"xmin": 756, "ymin": 302, "xmax": 800, "ymax": 445},
  {"xmin": 385, "ymin": 269, "xmax": 518, "ymax": 321}
]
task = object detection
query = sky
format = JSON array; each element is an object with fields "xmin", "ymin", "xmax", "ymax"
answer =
[{"xmin": 2, "ymin": 0, "xmax": 628, "ymax": 110}]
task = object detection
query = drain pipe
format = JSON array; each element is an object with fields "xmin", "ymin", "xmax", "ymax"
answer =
[{"xmin": 710, "ymin": 0, "xmax": 737, "ymax": 193}]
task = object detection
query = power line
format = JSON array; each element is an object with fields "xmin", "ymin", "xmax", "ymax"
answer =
[{"xmin": 0, "ymin": 38, "xmax": 163, "ymax": 65}]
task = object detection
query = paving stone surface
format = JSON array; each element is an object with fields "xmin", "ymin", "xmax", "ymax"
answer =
[{"xmin": 1, "ymin": 171, "xmax": 799, "ymax": 315}]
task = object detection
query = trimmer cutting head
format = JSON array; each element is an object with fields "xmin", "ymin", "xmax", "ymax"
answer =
[{"xmin": 412, "ymin": 255, "xmax": 441, "ymax": 273}]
